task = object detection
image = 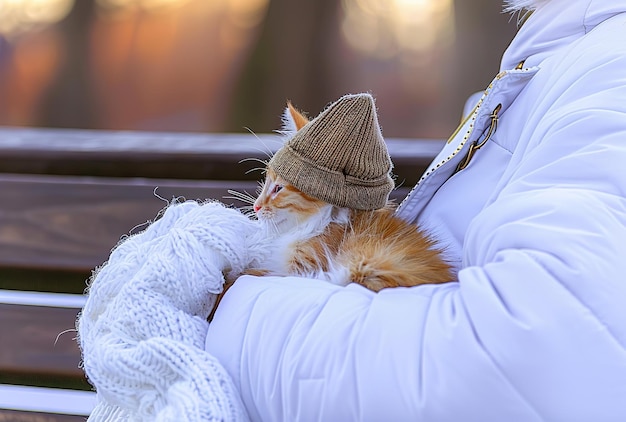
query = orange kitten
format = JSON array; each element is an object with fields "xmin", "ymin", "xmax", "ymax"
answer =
[{"xmin": 245, "ymin": 102, "xmax": 453, "ymax": 291}]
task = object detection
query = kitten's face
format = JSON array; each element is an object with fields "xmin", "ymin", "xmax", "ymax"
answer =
[
  {"xmin": 252, "ymin": 101, "xmax": 332, "ymax": 234},
  {"xmin": 253, "ymin": 167, "xmax": 330, "ymax": 234}
]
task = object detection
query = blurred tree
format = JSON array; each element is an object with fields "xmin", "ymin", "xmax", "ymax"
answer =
[
  {"xmin": 37, "ymin": 0, "xmax": 98, "ymax": 129},
  {"xmin": 410, "ymin": 0, "xmax": 518, "ymax": 133},
  {"xmin": 449, "ymin": 0, "xmax": 518, "ymax": 105},
  {"xmin": 226, "ymin": 0, "xmax": 341, "ymax": 134}
]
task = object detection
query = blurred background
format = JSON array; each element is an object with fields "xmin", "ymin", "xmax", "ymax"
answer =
[{"xmin": 0, "ymin": 0, "xmax": 518, "ymax": 139}]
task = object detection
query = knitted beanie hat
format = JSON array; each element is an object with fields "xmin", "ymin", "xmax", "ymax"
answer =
[{"xmin": 268, "ymin": 93, "xmax": 394, "ymax": 210}]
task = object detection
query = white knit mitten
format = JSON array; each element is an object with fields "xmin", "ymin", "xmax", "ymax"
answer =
[{"xmin": 78, "ymin": 200, "xmax": 256, "ymax": 421}]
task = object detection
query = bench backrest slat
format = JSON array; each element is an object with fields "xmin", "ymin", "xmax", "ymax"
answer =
[
  {"xmin": 0, "ymin": 128, "xmax": 441, "ymax": 183},
  {"xmin": 0, "ymin": 301, "xmax": 83, "ymax": 379},
  {"xmin": 0, "ymin": 174, "xmax": 258, "ymax": 271}
]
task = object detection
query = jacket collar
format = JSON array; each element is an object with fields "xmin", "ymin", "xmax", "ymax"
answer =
[{"xmin": 501, "ymin": 0, "xmax": 626, "ymax": 70}]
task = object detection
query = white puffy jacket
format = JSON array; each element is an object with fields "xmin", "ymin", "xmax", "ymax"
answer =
[{"xmin": 206, "ymin": 1, "xmax": 626, "ymax": 420}]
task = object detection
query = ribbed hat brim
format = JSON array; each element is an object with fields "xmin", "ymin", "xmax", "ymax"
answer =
[{"xmin": 270, "ymin": 144, "xmax": 394, "ymax": 210}]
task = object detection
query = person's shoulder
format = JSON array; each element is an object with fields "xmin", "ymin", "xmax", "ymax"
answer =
[{"xmin": 569, "ymin": 13, "xmax": 626, "ymax": 65}]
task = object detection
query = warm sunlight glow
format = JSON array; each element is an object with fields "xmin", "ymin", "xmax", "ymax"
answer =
[
  {"xmin": 87, "ymin": 0, "xmax": 269, "ymax": 131},
  {"xmin": 341, "ymin": 0, "xmax": 454, "ymax": 59},
  {"xmin": 95, "ymin": 0, "xmax": 267, "ymax": 27},
  {"xmin": 0, "ymin": 0, "xmax": 74, "ymax": 37},
  {"xmin": 96, "ymin": 0, "xmax": 191, "ymax": 12}
]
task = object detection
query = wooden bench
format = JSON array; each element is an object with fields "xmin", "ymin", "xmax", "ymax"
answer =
[{"xmin": 0, "ymin": 127, "xmax": 442, "ymax": 420}]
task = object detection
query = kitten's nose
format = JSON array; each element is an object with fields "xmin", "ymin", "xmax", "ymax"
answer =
[{"xmin": 254, "ymin": 205, "xmax": 261, "ymax": 213}]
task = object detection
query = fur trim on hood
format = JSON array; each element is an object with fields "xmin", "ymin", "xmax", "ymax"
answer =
[{"xmin": 503, "ymin": 0, "xmax": 550, "ymax": 12}]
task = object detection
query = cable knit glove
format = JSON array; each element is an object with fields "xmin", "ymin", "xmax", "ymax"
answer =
[
  {"xmin": 169, "ymin": 201, "xmax": 266, "ymax": 281},
  {"xmin": 78, "ymin": 200, "xmax": 257, "ymax": 421}
]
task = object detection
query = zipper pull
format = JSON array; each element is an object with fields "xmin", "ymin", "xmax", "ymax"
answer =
[{"xmin": 456, "ymin": 103, "xmax": 502, "ymax": 172}]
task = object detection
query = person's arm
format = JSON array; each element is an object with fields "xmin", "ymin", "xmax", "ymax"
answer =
[{"xmin": 206, "ymin": 34, "xmax": 626, "ymax": 422}]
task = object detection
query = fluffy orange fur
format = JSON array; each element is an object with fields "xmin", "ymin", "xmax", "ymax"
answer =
[{"xmin": 334, "ymin": 208, "xmax": 452, "ymax": 290}]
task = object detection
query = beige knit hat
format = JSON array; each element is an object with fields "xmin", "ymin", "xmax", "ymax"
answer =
[{"xmin": 268, "ymin": 93, "xmax": 394, "ymax": 210}]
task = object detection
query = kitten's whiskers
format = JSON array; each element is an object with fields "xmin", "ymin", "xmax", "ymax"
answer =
[
  {"xmin": 239, "ymin": 157, "xmax": 269, "ymax": 172},
  {"xmin": 244, "ymin": 127, "xmax": 281, "ymax": 160},
  {"xmin": 225, "ymin": 189, "xmax": 257, "ymax": 205}
]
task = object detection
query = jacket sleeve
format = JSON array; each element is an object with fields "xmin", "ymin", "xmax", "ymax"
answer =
[{"xmin": 205, "ymin": 34, "xmax": 626, "ymax": 422}]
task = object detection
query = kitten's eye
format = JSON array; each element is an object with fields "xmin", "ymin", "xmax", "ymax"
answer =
[{"xmin": 272, "ymin": 185, "xmax": 283, "ymax": 194}]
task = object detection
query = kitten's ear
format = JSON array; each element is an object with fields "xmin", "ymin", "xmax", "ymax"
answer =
[{"xmin": 281, "ymin": 101, "xmax": 309, "ymax": 134}]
